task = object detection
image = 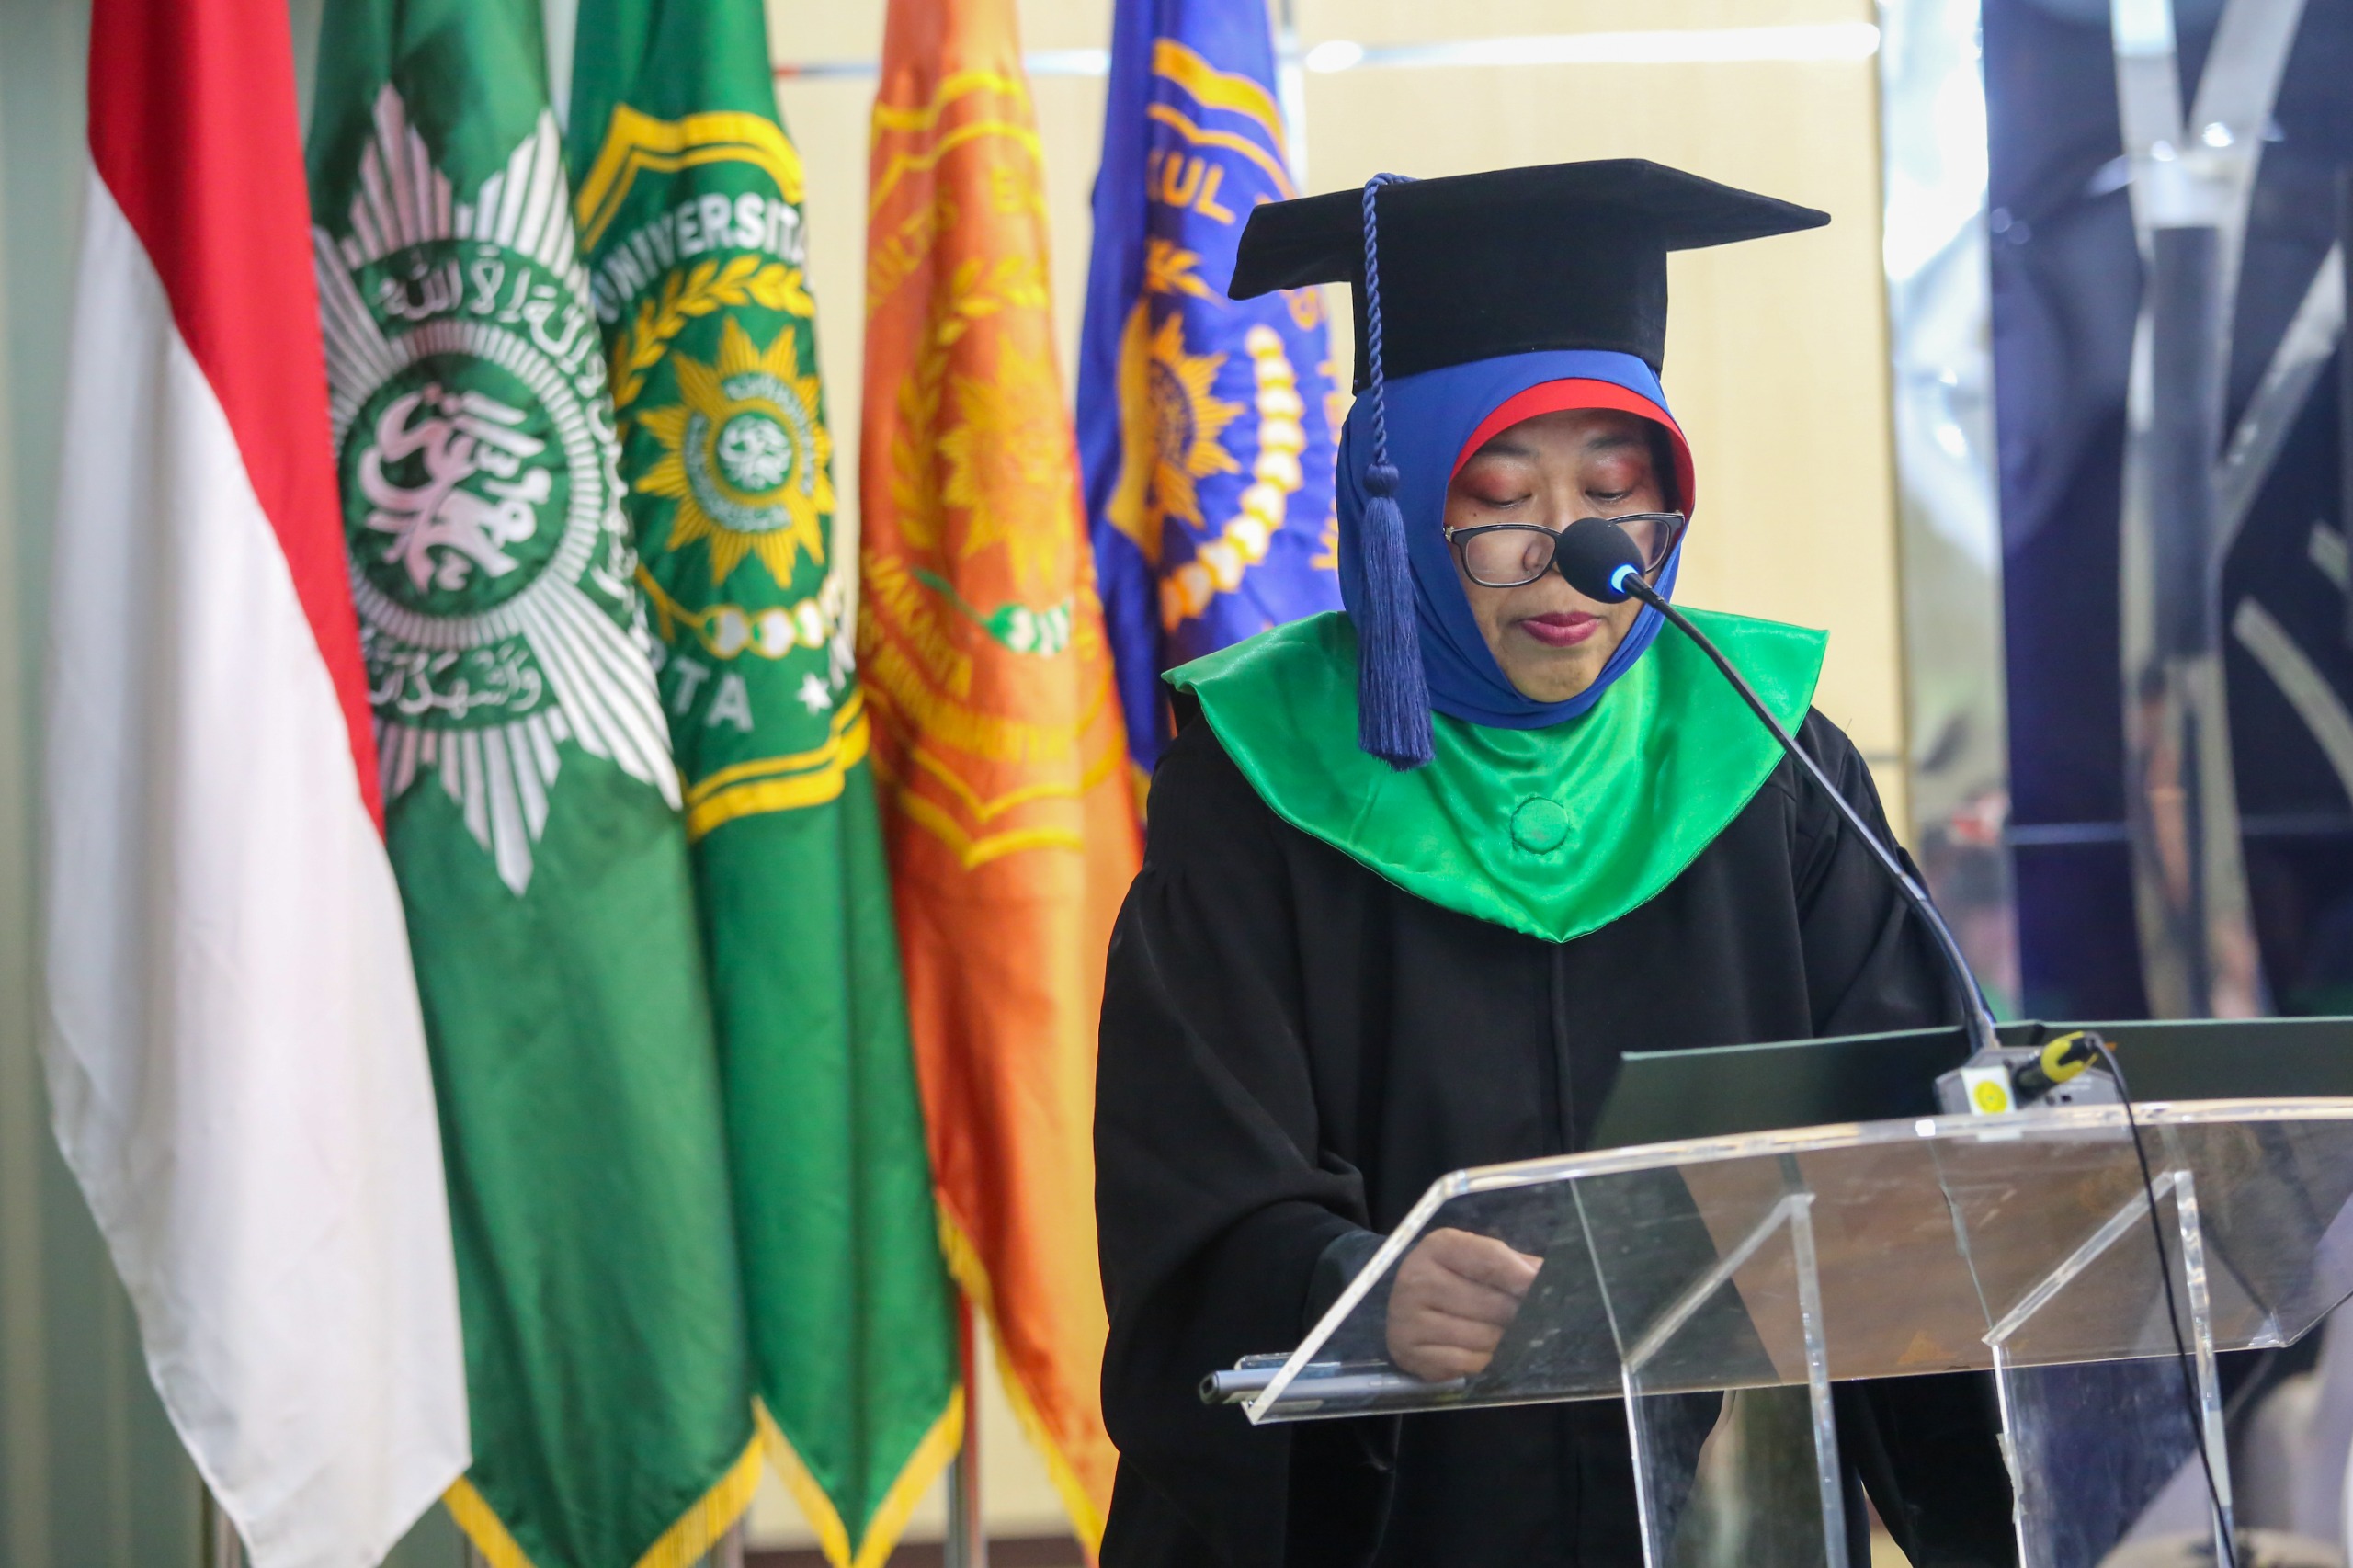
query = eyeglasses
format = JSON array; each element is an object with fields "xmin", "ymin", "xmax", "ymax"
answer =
[{"xmin": 1444, "ymin": 512, "xmax": 1688, "ymax": 589}]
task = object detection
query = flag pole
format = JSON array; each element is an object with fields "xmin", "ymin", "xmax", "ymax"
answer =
[
  {"xmin": 1274, "ymin": 0, "xmax": 1309, "ymax": 188},
  {"xmin": 202, "ymin": 1492, "xmax": 244, "ymax": 1568},
  {"xmin": 946, "ymin": 1298, "xmax": 988, "ymax": 1568}
]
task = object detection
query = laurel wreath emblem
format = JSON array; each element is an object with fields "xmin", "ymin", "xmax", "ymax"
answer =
[{"xmin": 609, "ymin": 255, "xmax": 817, "ymax": 409}]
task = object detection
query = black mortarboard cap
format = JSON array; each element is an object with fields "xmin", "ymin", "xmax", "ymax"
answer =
[{"xmin": 1228, "ymin": 159, "xmax": 1829, "ymax": 387}]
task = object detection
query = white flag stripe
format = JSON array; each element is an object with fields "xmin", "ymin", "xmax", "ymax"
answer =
[{"xmin": 43, "ymin": 176, "xmax": 468, "ymax": 1568}]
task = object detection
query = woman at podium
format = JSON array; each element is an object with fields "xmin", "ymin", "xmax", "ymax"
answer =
[{"xmin": 1095, "ymin": 161, "xmax": 2015, "ymax": 1568}]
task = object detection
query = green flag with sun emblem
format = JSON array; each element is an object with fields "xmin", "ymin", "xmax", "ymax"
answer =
[
  {"xmin": 567, "ymin": 3, "xmax": 962, "ymax": 1565},
  {"xmin": 306, "ymin": 1, "xmax": 762, "ymax": 1563}
]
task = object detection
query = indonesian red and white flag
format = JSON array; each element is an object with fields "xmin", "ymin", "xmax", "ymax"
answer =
[{"xmin": 41, "ymin": 1, "xmax": 469, "ymax": 1564}]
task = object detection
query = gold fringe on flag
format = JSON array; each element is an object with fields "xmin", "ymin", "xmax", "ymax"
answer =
[
  {"xmin": 759, "ymin": 1390, "xmax": 965, "ymax": 1568},
  {"xmin": 444, "ymin": 1440, "xmax": 764, "ymax": 1568},
  {"xmin": 938, "ymin": 1210, "xmax": 1108, "ymax": 1554}
]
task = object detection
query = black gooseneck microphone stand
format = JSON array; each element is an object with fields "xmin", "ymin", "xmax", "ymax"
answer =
[
  {"xmin": 1552, "ymin": 514, "xmax": 2239, "ymax": 1568},
  {"xmin": 1550, "ymin": 517, "xmax": 1998, "ymax": 1059},
  {"xmin": 1629, "ymin": 576, "xmax": 2002, "ymax": 1054}
]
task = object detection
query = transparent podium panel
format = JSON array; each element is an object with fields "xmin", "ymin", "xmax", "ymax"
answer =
[
  {"xmin": 1997, "ymin": 1360, "xmax": 2212, "ymax": 1568},
  {"xmin": 1231, "ymin": 1101, "xmax": 2353, "ymax": 1567},
  {"xmin": 1666, "ymin": 1387, "xmax": 1838, "ymax": 1568},
  {"xmin": 1954, "ymin": 1139, "xmax": 2238, "ymax": 1568}
]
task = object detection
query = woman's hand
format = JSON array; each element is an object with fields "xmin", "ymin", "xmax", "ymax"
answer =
[{"xmin": 1384, "ymin": 1227, "xmax": 1542, "ymax": 1381}]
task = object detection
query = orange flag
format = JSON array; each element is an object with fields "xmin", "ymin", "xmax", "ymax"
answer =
[{"xmin": 860, "ymin": 0, "xmax": 1143, "ymax": 1546}]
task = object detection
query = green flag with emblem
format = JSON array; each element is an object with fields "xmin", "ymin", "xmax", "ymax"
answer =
[
  {"xmin": 566, "ymin": 4, "xmax": 962, "ymax": 1565},
  {"xmin": 306, "ymin": 1, "xmax": 760, "ymax": 1562}
]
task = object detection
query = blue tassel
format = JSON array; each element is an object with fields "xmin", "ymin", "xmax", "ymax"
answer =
[
  {"xmin": 1356, "ymin": 175, "xmax": 1434, "ymax": 769},
  {"xmin": 1357, "ymin": 459, "xmax": 1432, "ymax": 767}
]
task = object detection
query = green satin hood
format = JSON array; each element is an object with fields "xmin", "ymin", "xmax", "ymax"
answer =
[{"xmin": 1165, "ymin": 609, "xmax": 1826, "ymax": 944}]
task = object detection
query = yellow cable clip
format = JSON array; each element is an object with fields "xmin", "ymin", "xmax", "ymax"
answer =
[{"xmin": 2038, "ymin": 1031, "xmax": 2096, "ymax": 1085}]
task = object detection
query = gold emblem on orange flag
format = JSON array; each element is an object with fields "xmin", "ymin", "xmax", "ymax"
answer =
[{"xmin": 860, "ymin": 0, "xmax": 1142, "ymax": 1550}]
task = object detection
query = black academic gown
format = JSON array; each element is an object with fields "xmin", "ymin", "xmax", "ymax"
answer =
[{"xmin": 1095, "ymin": 704, "xmax": 2017, "ymax": 1568}]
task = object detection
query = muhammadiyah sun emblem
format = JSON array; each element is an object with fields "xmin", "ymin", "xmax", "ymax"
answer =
[
  {"xmin": 1101, "ymin": 237, "xmax": 1319, "ymax": 631},
  {"xmin": 1141, "ymin": 313, "xmax": 1241, "ymax": 535},
  {"xmin": 313, "ymin": 86, "xmax": 679, "ymax": 895},
  {"xmin": 634, "ymin": 317, "xmax": 834, "ymax": 588},
  {"xmin": 1102, "ymin": 264, "xmax": 1243, "ymax": 568}
]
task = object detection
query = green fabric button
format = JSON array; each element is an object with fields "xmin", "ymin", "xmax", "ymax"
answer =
[{"xmin": 1511, "ymin": 797, "xmax": 1570, "ymax": 854}]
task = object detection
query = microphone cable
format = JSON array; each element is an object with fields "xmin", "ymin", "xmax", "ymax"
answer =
[{"xmin": 2090, "ymin": 1035, "xmax": 2239, "ymax": 1568}]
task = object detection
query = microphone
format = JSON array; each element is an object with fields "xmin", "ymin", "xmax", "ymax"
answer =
[{"xmin": 1552, "ymin": 517, "xmax": 2000, "ymax": 1061}]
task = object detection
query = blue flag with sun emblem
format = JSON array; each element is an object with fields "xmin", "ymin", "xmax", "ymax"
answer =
[{"xmin": 1076, "ymin": 0, "xmax": 1343, "ymax": 778}]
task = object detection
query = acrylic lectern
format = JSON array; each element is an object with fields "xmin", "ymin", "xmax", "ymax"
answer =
[{"xmin": 1213, "ymin": 1099, "xmax": 2353, "ymax": 1568}]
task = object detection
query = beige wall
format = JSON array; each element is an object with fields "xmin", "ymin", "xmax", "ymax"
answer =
[{"xmin": 753, "ymin": 0, "xmax": 1904, "ymax": 1549}]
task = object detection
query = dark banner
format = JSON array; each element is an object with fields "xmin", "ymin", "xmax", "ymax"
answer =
[{"xmin": 1987, "ymin": 0, "xmax": 2353, "ymax": 1017}]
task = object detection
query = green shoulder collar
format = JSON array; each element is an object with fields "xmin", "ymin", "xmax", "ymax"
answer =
[{"xmin": 1166, "ymin": 609, "xmax": 1826, "ymax": 944}]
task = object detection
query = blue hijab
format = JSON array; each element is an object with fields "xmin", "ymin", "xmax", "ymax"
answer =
[{"xmin": 1335, "ymin": 347, "xmax": 1689, "ymax": 744}]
